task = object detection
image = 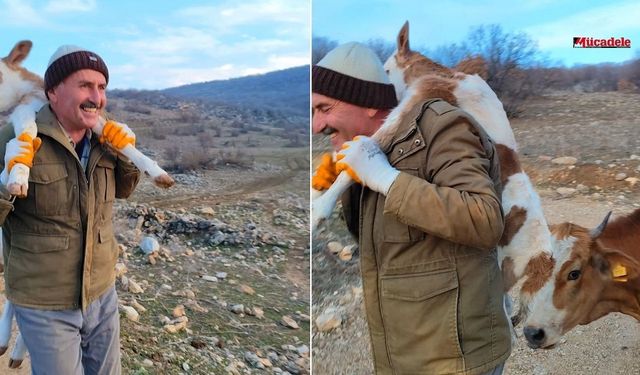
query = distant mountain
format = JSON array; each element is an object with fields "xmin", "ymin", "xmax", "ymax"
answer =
[{"xmin": 162, "ymin": 66, "xmax": 309, "ymax": 118}]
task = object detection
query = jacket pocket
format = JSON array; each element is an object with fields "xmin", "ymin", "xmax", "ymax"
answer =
[
  {"xmin": 380, "ymin": 269, "xmax": 464, "ymax": 373},
  {"xmin": 30, "ymin": 163, "xmax": 68, "ymax": 216},
  {"xmin": 96, "ymin": 158, "xmax": 116, "ymax": 203},
  {"xmin": 0, "ymin": 198, "xmax": 13, "ymax": 225},
  {"xmin": 7, "ymin": 232, "xmax": 72, "ymax": 297}
]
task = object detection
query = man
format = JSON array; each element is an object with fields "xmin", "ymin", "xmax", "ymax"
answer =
[
  {"xmin": 312, "ymin": 42, "xmax": 511, "ymax": 374},
  {"xmin": 0, "ymin": 45, "xmax": 140, "ymax": 374}
]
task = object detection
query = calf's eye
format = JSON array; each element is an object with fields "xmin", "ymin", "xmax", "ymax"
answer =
[{"xmin": 568, "ymin": 270, "xmax": 581, "ymax": 280}]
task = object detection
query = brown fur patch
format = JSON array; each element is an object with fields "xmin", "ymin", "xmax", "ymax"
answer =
[
  {"xmin": 18, "ymin": 68, "xmax": 44, "ymax": 88},
  {"xmin": 499, "ymin": 205, "xmax": 527, "ymax": 247},
  {"xmin": 598, "ymin": 208, "xmax": 640, "ymax": 261},
  {"xmin": 501, "ymin": 256, "xmax": 517, "ymax": 291},
  {"xmin": 411, "ymin": 75, "xmax": 458, "ymax": 106},
  {"xmin": 521, "ymin": 252, "xmax": 556, "ymax": 295},
  {"xmin": 495, "ymin": 144, "xmax": 522, "ymax": 186},
  {"xmin": 455, "ymin": 56, "xmax": 488, "ymax": 80},
  {"xmin": 0, "ymin": 69, "xmax": 3, "ymax": 84}
]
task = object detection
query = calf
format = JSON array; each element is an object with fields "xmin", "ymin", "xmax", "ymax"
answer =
[{"xmin": 523, "ymin": 209, "xmax": 640, "ymax": 348}]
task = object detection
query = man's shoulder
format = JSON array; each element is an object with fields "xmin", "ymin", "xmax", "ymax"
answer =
[{"xmin": 410, "ymin": 99, "xmax": 470, "ymax": 133}]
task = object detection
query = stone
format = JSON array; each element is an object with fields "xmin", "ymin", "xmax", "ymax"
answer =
[
  {"xmin": 338, "ymin": 245, "xmax": 355, "ymax": 261},
  {"xmin": 327, "ymin": 241, "xmax": 343, "ymax": 254},
  {"xmin": 115, "ymin": 262, "xmax": 127, "ymax": 278},
  {"xmin": 615, "ymin": 173, "xmax": 628, "ymax": 181},
  {"xmin": 120, "ymin": 305, "xmax": 139, "ymax": 322},
  {"xmin": 142, "ymin": 359, "xmax": 154, "ymax": 367},
  {"xmin": 172, "ymin": 304, "xmax": 186, "ymax": 318},
  {"xmin": 164, "ymin": 319, "xmax": 188, "ymax": 333},
  {"xmin": 239, "ymin": 284, "xmax": 255, "ymax": 295},
  {"xmin": 199, "ymin": 207, "xmax": 215, "ymax": 216},
  {"xmin": 128, "ymin": 280, "xmax": 144, "ymax": 294},
  {"xmin": 556, "ymin": 187, "xmax": 576, "ymax": 197},
  {"xmin": 576, "ymin": 184, "xmax": 589, "ymax": 194},
  {"xmin": 625, "ymin": 177, "xmax": 640, "ymax": 186},
  {"xmin": 316, "ymin": 307, "xmax": 342, "ymax": 332},
  {"xmin": 202, "ymin": 275, "xmax": 218, "ymax": 282},
  {"xmin": 552, "ymin": 156, "xmax": 577, "ymax": 165},
  {"xmin": 231, "ymin": 304, "xmax": 245, "ymax": 314},
  {"xmin": 215, "ymin": 272, "xmax": 227, "ymax": 280},
  {"xmin": 281, "ymin": 315, "xmax": 299, "ymax": 329},
  {"xmin": 139, "ymin": 236, "xmax": 160, "ymax": 254},
  {"xmin": 131, "ymin": 299, "xmax": 147, "ymax": 313},
  {"xmin": 253, "ymin": 307, "xmax": 265, "ymax": 319}
]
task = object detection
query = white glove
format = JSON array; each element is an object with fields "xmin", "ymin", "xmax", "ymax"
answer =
[{"xmin": 336, "ymin": 136, "xmax": 400, "ymax": 195}]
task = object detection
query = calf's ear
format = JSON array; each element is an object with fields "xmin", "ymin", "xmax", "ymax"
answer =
[
  {"xmin": 6, "ymin": 40, "xmax": 32, "ymax": 66},
  {"xmin": 592, "ymin": 248, "xmax": 640, "ymax": 282}
]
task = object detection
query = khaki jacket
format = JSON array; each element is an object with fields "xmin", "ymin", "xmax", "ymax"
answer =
[
  {"xmin": 343, "ymin": 99, "xmax": 511, "ymax": 374},
  {"xmin": 0, "ymin": 106, "xmax": 140, "ymax": 310}
]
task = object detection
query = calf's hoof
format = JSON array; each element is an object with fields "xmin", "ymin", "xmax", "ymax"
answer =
[
  {"xmin": 8, "ymin": 358, "xmax": 22, "ymax": 368},
  {"xmin": 153, "ymin": 174, "xmax": 175, "ymax": 188}
]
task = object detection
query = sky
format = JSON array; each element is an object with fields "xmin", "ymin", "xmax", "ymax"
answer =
[
  {"xmin": 313, "ymin": 0, "xmax": 640, "ymax": 67},
  {"xmin": 0, "ymin": 0, "xmax": 310, "ymax": 90}
]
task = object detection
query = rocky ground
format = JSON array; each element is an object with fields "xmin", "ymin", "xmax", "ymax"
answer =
[
  {"xmin": 0, "ymin": 95, "xmax": 310, "ymax": 374},
  {"xmin": 312, "ymin": 90, "xmax": 640, "ymax": 374}
]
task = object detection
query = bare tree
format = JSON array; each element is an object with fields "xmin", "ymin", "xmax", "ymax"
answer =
[
  {"xmin": 312, "ymin": 36, "xmax": 338, "ymax": 64},
  {"xmin": 365, "ymin": 38, "xmax": 396, "ymax": 62}
]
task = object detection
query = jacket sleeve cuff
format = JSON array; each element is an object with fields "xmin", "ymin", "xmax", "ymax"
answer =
[{"xmin": 383, "ymin": 172, "xmax": 414, "ymax": 219}]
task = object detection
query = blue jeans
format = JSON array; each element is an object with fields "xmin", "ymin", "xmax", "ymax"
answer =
[{"xmin": 14, "ymin": 286, "xmax": 121, "ymax": 375}]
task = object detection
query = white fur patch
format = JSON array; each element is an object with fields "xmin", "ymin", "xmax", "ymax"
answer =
[{"xmin": 454, "ymin": 75, "xmax": 517, "ymax": 150}]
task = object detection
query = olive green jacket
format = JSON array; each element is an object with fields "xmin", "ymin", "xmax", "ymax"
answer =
[
  {"xmin": 0, "ymin": 105, "xmax": 140, "ymax": 310},
  {"xmin": 343, "ymin": 99, "xmax": 511, "ymax": 374}
]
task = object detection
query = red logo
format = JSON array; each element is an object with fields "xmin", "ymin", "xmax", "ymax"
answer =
[{"xmin": 573, "ymin": 37, "xmax": 631, "ymax": 48}]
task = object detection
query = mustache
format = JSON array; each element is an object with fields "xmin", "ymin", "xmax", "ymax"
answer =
[
  {"xmin": 80, "ymin": 101, "xmax": 101, "ymax": 110},
  {"xmin": 321, "ymin": 126, "xmax": 336, "ymax": 136}
]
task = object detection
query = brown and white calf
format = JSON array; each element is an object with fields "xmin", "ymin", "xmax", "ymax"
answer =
[
  {"xmin": 522, "ymin": 209, "xmax": 640, "ymax": 349},
  {"xmin": 312, "ymin": 22, "xmax": 555, "ymax": 324}
]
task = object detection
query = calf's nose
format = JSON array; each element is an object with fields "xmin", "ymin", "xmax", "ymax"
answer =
[{"xmin": 523, "ymin": 326, "xmax": 546, "ymax": 348}]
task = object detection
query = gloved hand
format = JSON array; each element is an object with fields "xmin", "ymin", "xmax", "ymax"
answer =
[
  {"xmin": 5, "ymin": 133, "xmax": 42, "ymax": 171},
  {"xmin": 312, "ymin": 153, "xmax": 338, "ymax": 191},
  {"xmin": 99, "ymin": 120, "xmax": 136, "ymax": 150},
  {"xmin": 0, "ymin": 133, "xmax": 42, "ymax": 189},
  {"xmin": 336, "ymin": 136, "xmax": 400, "ymax": 195}
]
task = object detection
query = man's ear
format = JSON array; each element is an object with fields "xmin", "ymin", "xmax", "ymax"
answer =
[{"xmin": 365, "ymin": 108, "xmax": 379, "ymax": 118}]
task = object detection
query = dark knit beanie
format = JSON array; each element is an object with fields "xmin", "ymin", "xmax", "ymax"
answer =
[
  {"xmin": 313, "ymin": 42, "xmax": 397, "ymax": 109},
  {"xmin": 44, "ymin": 45, "xmax": 109, "ymax": 97}
]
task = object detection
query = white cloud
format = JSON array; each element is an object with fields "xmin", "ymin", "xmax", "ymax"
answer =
[
  {"xmin": 45, "ymin": 0, "xmax": 96, "ymax": 13},
  {"xmin": 524, "ymin": 2, "xmax": 640, "ymax": 49},
  {"xmin": 177, "ymin": 0, "xmax": 309, "ymax": 30},
  {"xmin": 0, "ymin": 0, "xmax": 47, "ymax": 26}
]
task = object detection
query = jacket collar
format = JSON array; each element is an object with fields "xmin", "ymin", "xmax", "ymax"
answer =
[
  {"xmin": 35, "ymin": 105, "xmax": 81, "ymax": 158},
  {"xmin": 35, "ymin": 106, "xmax": 105, "ymax": 170}
]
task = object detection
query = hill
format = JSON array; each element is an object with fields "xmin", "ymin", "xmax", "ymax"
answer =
[{"xmin": 162, "ymin": 66, "xmax": 309, "ymax": 118}]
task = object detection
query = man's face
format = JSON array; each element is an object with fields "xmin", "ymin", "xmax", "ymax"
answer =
[
  {"xmin": 48, "ymin": 69, "xmax": 107, "ymax": 132},
  {"xmin": 312, "ymin": 93, "xmax": 376, "ymax": 151}
]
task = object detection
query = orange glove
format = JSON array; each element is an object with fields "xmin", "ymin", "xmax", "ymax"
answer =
[
  {"xmin": 100, "ymin": 120, "xmax": 136, "ymax": 150},
  {"xmin": 335, "ymin": 140, "xmax": 362, "ymax": 185},
  {"xmin": 312, "ymin": 153, "xmax": 338, "ymax": 191},
  {"xmin": 6, "ymin": 133, "xmax": 42, "ymax": 171}
]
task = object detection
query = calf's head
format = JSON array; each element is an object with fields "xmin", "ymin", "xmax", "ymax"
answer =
[{"xmin": 522, "ymin": 212, "xmax": 640, "ymax": 348}]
